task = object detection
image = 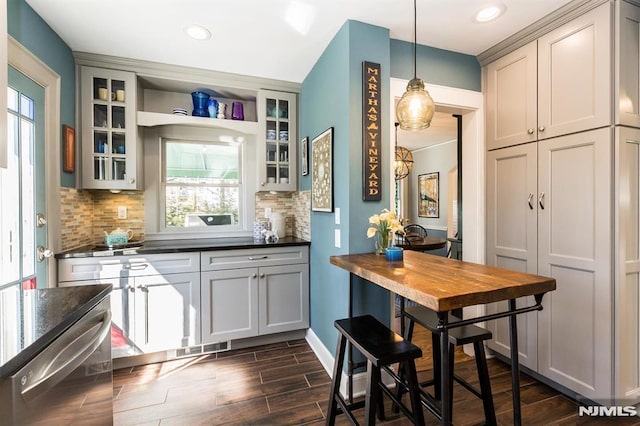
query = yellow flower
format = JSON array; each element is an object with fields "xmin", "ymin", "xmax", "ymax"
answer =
[{"xmin": 366, "ymin": 227, "xmax": 378, "ymax": 238}]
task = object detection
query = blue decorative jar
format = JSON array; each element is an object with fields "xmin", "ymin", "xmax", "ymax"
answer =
[
  {"xmin": 385, "ymin": 246, "xmax": 404, "ymax": 262},
  {"xmin": 208, "ymin": 98, "xmax": 219, "ymax": 118},
  {"xmin": 191, "ymin": 91, "xmax": 210, "ymax": 117}
]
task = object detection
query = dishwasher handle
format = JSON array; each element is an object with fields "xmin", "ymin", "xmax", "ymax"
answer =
[{"xmin": 20, "ymin": 310, "xmax": 112, "ymax": 402}]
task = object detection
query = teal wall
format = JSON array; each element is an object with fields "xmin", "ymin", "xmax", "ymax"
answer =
[
  {"xmin": 390, "ymin": 39, "xmax": 481, "ymax": 91},
  {"xmin": 300, "ymin": 20, "xmax": 392, "ymax": 352},
  {"xmin": 301, "ymin": 21, "xmax": 481, "ymax": 353},
  {"xmin": 7, "ymin": 0, "xmax": 76, "ymax": 188}
]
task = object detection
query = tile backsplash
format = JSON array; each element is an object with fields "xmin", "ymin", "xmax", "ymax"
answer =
[{"xmin": 60, "ymin": 188, "xmax": 311, "ymax": 251}]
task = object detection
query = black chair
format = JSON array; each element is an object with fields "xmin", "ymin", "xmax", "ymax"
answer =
[
  {"xmin": 326, "ymin": 315, "xmax": 425, "ymax": 425},
  {"xmin": 397, "ymin": 305, "xmax": 497, "ymax": 425},
  {"xmin": 396, "ymin": 224, "xmax": 428, "ymax": 246}
]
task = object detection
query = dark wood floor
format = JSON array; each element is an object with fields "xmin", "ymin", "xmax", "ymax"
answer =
[{"xmin": 113, "ymin": 323, "xmax": 640, "ymax": 425}]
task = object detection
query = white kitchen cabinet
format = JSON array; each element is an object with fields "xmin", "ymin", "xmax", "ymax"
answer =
[
  {"xmin": 200, "ymin": 246, "xmax": 309, "ymax": 344},
  {"xmin": 615, "ymin": 126, "xmax": 640, "ymax": 402},
  {"xmin": 201, "ymin": 267, "xmax": 259, "ymax": 342},
  {"xmin": 0, "ymin": 0, "xmax": 7, "ymax": 168},
  {"xmin": 80, "ymin": 66, "xmax": 142, "ymax": 190},
  {"xmin": 617, "ymin": 0, "xmax": 640, "ymax": 128},
  {"xmin": 485, "ymin": 2, "xmax": 610, "ymax": 150},
  {"xmin": 258, "ymin": 263, "xmax": 309, "ymax": 335},
  {"xmin": 58, "ymin": 253, "xmax": 200, "ymax": 358},
  {"xmin": 486, "ymin": 128, "xmax": 612, "ymax": 400},
  {"xmin": 485, "ymin": 142, "xmax": 538, "ymax": 370},
  {"xmin": 257, "ymin": 90, "xmax": 297, "ymax": 191}
]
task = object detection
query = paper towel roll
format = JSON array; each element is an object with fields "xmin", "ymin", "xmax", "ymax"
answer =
[{"xmin": 269, "ymin": 213, "xmax": 286, "ymax": 238}]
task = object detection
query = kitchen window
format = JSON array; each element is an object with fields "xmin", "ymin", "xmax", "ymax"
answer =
[{"xmin": 161, "ymin": 139, "xmax": 243, "ymax": 231}]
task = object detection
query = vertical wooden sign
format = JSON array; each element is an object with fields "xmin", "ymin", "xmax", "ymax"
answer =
[{"xmin": 362, "ymin": 61, "xmax": 382, "ymax": 201}]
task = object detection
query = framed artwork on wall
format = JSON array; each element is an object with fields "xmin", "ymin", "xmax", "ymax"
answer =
[
  {"xmin": 311, "ymin": 127, "xmax": 333, "ymax": 212},
  {"xmin": 418, "ymin": 172, "xmax": 439, "ymax": 218},
  {"xmin": 62, "ymin": 125, "xmax": 75, "ymax": 173}
]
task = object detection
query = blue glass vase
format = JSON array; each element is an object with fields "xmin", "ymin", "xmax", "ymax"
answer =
[
  {"xmin": 208, "ymin": 98, "xmax": 218, "ymax": 118},
  {"xmin": 191, "ymin": 91, "xmax": 210, "ymax": 117}
]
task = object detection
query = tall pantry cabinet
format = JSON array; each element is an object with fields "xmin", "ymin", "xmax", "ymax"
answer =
[{"xmin": 484, "ymin": 0, "xmax": 640, "ymax": 404}]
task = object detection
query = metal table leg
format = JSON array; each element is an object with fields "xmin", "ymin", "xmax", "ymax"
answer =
[
  {"xmin": 437, "ymin": 312, "xmax": 451, "ymax": 425},
  {"xmin": 508, "ymin": 298, "xmax": 522, "ymax": 426}
]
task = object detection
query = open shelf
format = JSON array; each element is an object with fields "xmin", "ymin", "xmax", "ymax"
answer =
[{"xmin": 137, "ymin": 111, "xmax": 258, "ymax": 134}]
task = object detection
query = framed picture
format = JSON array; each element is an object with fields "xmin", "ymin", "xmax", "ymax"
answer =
[
  {"xmin": 311, "ymin": 127, "xmax": 333, "ymax": 212},
  {"xmin": 62, "ymin": 125, "xmax": 75, "ymax": 173},
  {"xmin": 418, "ymin": 172, "xmax": 439, "ymax": 218},
  {"xmin": 301, "ymin": 136, "xmax": 309, "ymax": 176}
]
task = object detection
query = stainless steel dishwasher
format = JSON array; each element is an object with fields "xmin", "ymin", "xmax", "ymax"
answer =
[{"xmin": 0, "ymin": 296, "xmax": 113, "ymax": 425}]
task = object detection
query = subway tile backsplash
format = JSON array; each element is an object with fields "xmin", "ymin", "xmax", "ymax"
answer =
[{"xmin": 60, "ymin": 188, "xmax": 311, "ymax": 251}]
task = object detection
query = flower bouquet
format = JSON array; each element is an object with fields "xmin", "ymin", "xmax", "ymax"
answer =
[{"xmin": 367, "ymin": 209, "xmax": 404, "ymax": 255}]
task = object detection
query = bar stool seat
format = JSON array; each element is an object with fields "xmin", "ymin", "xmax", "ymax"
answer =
[
  {"xmin": 326, "ymin": 314, "xmax": 425, "ymax": 425},
  {"xmin": 399, "ymin": 305, "xmax": 497, "ymax": 425}
]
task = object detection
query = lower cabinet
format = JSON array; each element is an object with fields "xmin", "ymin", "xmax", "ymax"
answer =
[
  {"xmin": 200, "ymin": 246, "xmax": 310, "ymax": 344},
  {"xmin": 57, "ymin": 245, "xmax": 310, "ymax": 357},
  {"xmin": 58, "ymin": 253, "xmax": 201, "ymax": 358}
]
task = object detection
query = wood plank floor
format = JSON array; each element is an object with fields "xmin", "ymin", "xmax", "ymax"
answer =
[{"xmin": 113, "ymin": 322, "xmax": 640, "ymax": 425}]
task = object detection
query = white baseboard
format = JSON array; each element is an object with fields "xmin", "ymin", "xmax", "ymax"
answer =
[{"xmin": 305, "ymin": 328, "xmax": 396, "ymax": 399}]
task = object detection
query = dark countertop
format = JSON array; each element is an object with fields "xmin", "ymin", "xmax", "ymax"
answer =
[
  {"xmin": 0, "ymin": 284, "xmax": 112, "ymax": 379},
  {"xmin": 54, "ymin": 236, "xmax": 311, "ymax": 259}
]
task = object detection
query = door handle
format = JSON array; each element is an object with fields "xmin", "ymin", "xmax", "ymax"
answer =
[
  {"xmin": 528, "ymin": 193, "xmax": 534, "ymax": 210},
  {"xmin": 36, "ymin": 246, "xmax": 53, "ymax": 262},
  {"xmin": 538, "ymin": 192, "xmax": 545, "ymax": 210}
]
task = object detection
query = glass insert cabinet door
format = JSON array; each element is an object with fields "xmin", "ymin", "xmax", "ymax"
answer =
[
  {"xmin": 258, "ymin": 90, "xmax": 297, "ymax": 191},
  {"xmin": 80, "ymin": 66, "xmax": 138, "ymax": 190}
]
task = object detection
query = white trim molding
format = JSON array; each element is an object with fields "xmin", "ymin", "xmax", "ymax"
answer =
[{"xmin": 8, "ymin": 36, "xmax": 62, "ymax": 287}]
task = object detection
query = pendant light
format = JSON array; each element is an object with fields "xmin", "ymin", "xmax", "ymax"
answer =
[
  {"xmin": 396, "ymin": 0, "xmax": 435, "ymax": 131},
  {"xmin": 394, "ymin": 122, "xmax": 414, "ymax": 180}
]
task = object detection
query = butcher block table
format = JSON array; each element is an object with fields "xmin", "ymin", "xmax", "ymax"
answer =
[{"xmin": 329, "ymin": 251, "xmax": 556, "ymax": 426}]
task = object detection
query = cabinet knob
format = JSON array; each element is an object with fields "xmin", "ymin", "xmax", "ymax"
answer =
[
  {"xmin": 528, "ymin": 193, "xmax": 534, "ymax": 210},
  {"xmin": 252, "ymin": 274, "xmax": 257, "ymax": 279},
  {"xmin": 128, "ymin": 178, "xmax": 135, "ymax": 184},
  {"xmin": 527, "ymin": 128, "xmax": 534, "ymax": 135},
  {"xmin": 260, "ymin": 273, "xmax": 265, "ymax": 278},
  {"xmin": 126, "ymin": 284, "xmax": 135, "ymax": 292},
  {"xmin": 538, "ymin": 126, "xmax": 545, "ymax": 132},
  {"xmin": 538, "ymin": 192, "xmax": 545, "ymax": 210}
]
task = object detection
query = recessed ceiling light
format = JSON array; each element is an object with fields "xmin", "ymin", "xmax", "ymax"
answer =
[
  {"xmin": 474, "ymin": 4, "xmax": 506, "ymax": 23},
  {"xmin": 185, "ymin": 24, "xmax": 211, "ymax": 40}
]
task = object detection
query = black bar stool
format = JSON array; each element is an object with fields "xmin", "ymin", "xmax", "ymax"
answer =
[
  {"xmin": 398, "ymin": 305, "xmax": 497, "ymax": 425},
  {"xmin": 326, "ymin": 314, "xmax": 425, "ymax": 425}
]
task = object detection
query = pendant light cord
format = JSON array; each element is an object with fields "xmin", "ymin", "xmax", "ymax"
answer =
[{"xmin": 413, "ymin": 0, "xmax": 417, "ymax": 79}]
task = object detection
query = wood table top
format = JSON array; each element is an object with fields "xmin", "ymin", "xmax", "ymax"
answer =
[
  {"xmin": 395, "ymin": 236, "xmax": 447, "ymax": 251},
  {"xmin": 330, "ymin": 251, "xmax": 556, "ymax": 312}
]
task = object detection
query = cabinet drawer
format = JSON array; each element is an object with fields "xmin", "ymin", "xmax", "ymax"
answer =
[
  {"xmin": 58, "ymin": 252, "xmax": 200, "ymax": 281},
  {"xmin": 201, "ymin": 246, "xmax": 309, "ymax": 271}
]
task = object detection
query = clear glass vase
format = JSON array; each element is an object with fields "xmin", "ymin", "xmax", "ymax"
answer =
[{"xmin": 374, "ymin": 231, "xmax": 392, "ymax": 255}]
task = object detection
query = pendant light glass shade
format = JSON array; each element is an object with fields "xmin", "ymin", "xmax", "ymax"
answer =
[
  {"xmin": 396, "ymin": 78, "xmax": 435, "ymax": 130},
  {"xmin": 394, "ymin": 122, "xmax": 414, "ymax": 180},
  {"xmin": 396, "ymin": 0, "xmax": 435, "ymax": 131}
]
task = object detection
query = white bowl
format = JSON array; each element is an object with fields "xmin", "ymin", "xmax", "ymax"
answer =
[
  {"xmin": 267, "ymin": 177, "xmax": 276, "ymax": 183},
  {"xmin": 280, "ymin": 178, "xmax": 289, "ymax": 183}
]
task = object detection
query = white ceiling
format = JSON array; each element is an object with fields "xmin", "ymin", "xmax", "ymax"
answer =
[{"xmin": 26, "ymin": 0, "xmax": 573, "ymax": 150}]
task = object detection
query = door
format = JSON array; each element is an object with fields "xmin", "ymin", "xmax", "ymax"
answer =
[
  {"xmin": 537, "ymin": 2, "xmax": 611, "ymax": 140},
  {"xmin": 134, "ymin": 272, "xmax": 201, "ymax": 352},
  {"xmin": 0, "ymin": 66, "xmax": 47, "ymax": 292},
  {"xmin": 485, "ymin": 41, "xmax": 538, "ymax": 150},
  {"xmin": 485, "ymin": 142, "xmax": 538, "ymax": 369},
  {"xmin": 201, "ymin": 268, "xmax": 259, "ymax": 342},
  {"xmin": 537, "ymin": 128, "xmax": 612, "ymax": 400},
  {"xmin": 258, "ymin": 264, "xmax": 309, "ymax": 335}
]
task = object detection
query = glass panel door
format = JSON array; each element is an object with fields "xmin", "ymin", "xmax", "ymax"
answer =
[{"xmin": 1, "ymin": 66, "xmax": 46, "ymax": 290}]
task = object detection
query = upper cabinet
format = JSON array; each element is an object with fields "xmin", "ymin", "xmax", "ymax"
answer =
[
  {"xmin": 257, "ymin": 90, "xmax": 297, "ymax": 191},
  {"xmin": 80, "ymin": 66, "xmax": 142, "ymax": 190},
  {"xmin": 485, "ymin": 2, "xmax": 611, "ymax": 150},
  {"xmin": 617, "ymin": 0, "xmax": 640, "ymax": 128}
]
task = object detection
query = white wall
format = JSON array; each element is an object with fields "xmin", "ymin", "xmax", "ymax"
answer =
[{"xmin": 407, "ymin": 140, "xmax": 456, "ymax": 231}]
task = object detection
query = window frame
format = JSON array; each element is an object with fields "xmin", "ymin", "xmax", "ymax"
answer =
[{"xmin": 144, "ymin": 125, "xmax": 256, "ymax": 240}]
